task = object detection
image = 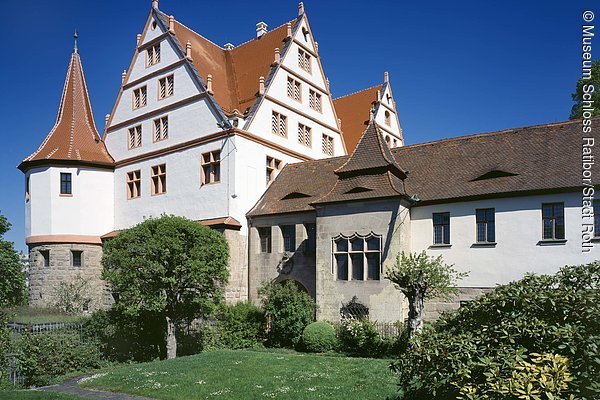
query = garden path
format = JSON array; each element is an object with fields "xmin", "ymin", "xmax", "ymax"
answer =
[{"xmin": 35, "ymin": 376, "xmax": 153, "ymax": 400}]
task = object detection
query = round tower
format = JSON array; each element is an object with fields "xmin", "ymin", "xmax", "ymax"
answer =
[{"xmin": 18, "ymin": 36, "xmax": 115, "ymax": 311}]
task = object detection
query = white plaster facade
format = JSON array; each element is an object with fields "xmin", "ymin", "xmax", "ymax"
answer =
[{"xmin": 410, "ymin": 193, "xmax": 596, "ymax": 287}]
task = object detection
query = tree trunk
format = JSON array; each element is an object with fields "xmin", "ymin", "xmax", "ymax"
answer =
[
  {"xmin": 166, "ymin": 315, "xmax": 177, "ymax": 359},
  {"xmin": 407, "ymin": 270, "xmax": 426, "ymax": 340}
]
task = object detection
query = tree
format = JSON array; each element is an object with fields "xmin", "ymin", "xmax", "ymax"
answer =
[
  {"xmin": 0, "ymin": 213, "xmax": 26, "ymax": 308},
  {"xmin": 570, "ymin": 59, "xmax": 600, "ymax": 119},
  {"xmin": 386, "ymin": 251, "xmax": 467, "ymax": 339},
  {"xmin": 101, "ymin": 215, "xmax": 229, "ymax": 359},
  {"xmin": 259, "ymin": 280, "xmax": 315, "ymax": 348}
]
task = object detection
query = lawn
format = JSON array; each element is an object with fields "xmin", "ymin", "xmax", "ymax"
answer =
[{"xmin": 80, "ymin": 349, "xmax": 398, "ymax": 399}]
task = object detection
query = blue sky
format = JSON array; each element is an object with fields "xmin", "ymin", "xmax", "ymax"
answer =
[{"xmin": 0, "ymin": 0, "xmax": 596, "ymax": 250}]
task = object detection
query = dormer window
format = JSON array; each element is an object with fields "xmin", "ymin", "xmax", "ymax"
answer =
[
  {"xmin": 298, "ymin": 49, "xmax": 311, "ymax": 74},
  {"xmin": 133, "ymin": 86, "xmax": 147, "ymax": 109},
  {"xmin": 147, "ymin": 44, "xmax": 161, "ymax": 67}
]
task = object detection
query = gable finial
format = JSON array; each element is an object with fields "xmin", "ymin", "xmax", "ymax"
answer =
[
  {"xmin": 152, "ymin": 0, "xmax": 158, "ymax": 9},
  {"xmin": 384, "ymin": 71, "xmax": 389, "ymax": 83},
  {"xmin": 73, "ymin": 30, "xmax": 78, "ymax": 53},
  {"xmin": 298, "ymin": 2, "xmax": 304, "ymax": 16}
]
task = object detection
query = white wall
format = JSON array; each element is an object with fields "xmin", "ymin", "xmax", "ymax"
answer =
[
  {"xmin": 410, "ymin": 192, "xmax": 597, "ymax": 287},
  {"xmin": 113, "ymin": 137, "xmax": 233, "ymax": 230},
  {"xmin": 26, "ymin": 166, "xmax": 114, "ymax": 237},
  {"xmin": 246, "ymin": 16, "xmax": 345, "ymax": 159}
]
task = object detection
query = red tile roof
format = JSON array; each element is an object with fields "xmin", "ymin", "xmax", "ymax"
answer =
[
  {"xmin": 166, "ymin": 14, "xmax": 298, "ymax": 116},
  {"xmin": 19, "ymin": 50, "xmax": 113, "ymax": 172},
  {"xmin": 248, "ymin": 118, "xmax": 600, "ymax": 216},
  {"xmin": 333, "ymin": 85, "xmax": 382, "ymax": 153}
]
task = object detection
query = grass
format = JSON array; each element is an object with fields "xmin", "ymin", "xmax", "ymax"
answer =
[
  {"xmin": 4, "ymin": 307, "xmax": 86, "ymax": 324},
  {"xmin": 80, "ymin": 349, "xmax": 398, "ymax": 399},
  {"xmin": 0, "ymin": 390, "xmax": 85, "ymax": 399}
]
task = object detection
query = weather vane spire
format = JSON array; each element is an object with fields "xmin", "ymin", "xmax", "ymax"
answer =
[{"xmin": 73, "ymin": 30, "xmax": 78, "ymax": 53}]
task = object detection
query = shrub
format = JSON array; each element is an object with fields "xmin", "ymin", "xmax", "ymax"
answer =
[
  {"xmin": 301, "ymin": 321, "xmax": 336, "ymax": 353},
  {"xmin": 337, "ymin": 317, "xmax": 382, "ymax": 357},
  {"xmin": 391, "ymin": 262, "xmax": 600, "ymax": 400},
  {"xmin": 15, "ymin": 332, "xmax": 105, "ymax": 387},
  {"xmin": 83, "ymin": 309, "xmax": 164, "ymax": 362},
  {"xmin": 51, "ymin": 275, "xmax": 92, "ymax": 315},
  {"xmin": 217, "ymin": 301, "xmax": 265, "ymax": 349},
  {"xmin": 259, "ymin": 281, "xmax": 315, "ymax": 348}
]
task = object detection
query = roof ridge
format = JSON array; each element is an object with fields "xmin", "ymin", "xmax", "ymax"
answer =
[
  {"xmin": 333, "ymin": 84, "xmax": 382, "ymax": 101},
  {"xmin": 396, "ymin": 118, "xmax": 593, "ymax": 151},
  {"xmin": 166, "ymin": 13, "xmax": 225, "ymax": 50},
  {"xmin": 232, "ymin": 19, "xmax": 297, "ymax": 49}
]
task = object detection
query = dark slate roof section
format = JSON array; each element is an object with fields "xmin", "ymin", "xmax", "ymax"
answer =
[
  {"xmin": 336, "ymin": 122, "xmax": 405, "ymax": 178},
  {"xmin": 247, "ymin": 118, "xmax": 600, "ymax": 217}
]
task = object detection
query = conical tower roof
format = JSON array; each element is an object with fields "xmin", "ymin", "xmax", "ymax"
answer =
[{"xmin": 19, "ymin": 39, "xmax": 113, "ymax": 172}]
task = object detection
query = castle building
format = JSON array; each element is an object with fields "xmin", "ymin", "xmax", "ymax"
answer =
[{"xmin": 19, "ymin": 2, "xmax": 598, "ymax": 320}]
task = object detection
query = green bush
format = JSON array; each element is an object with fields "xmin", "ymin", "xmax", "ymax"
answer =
[
  {"xmin": 217, "ymin": 301, "xmax": 265, "ymax": 349},
  {"xmin": 337, "ymin": 317, "xmax": 382, "ymax": 357},
  {"xmin": 259, "ymin": 281, "xmax": 315, "ymax": 348},
  {"xmin": 301, "ymin": 321, "xmax": 336, "ymax": 353},
  {"xmin": 83, "ymin": 309, "xmax": 164, "ymax": 362},
  {"xmin": 15, "ymin": 332, "xmax": 105, "ymax": 387},
  {"xmin": 391, "ymin": 262, "xmax": 600, "ymax": 400}
]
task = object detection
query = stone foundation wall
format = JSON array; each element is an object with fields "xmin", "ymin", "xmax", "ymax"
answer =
[
  {"xmin": 222, "ymin": 229, "xmax": 249, "ymax": 303},
  {"xmin": 28, "ymin": 243, "xmax": 112, "ymax": 311}
]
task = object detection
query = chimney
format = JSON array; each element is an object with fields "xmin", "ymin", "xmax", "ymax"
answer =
[
  {"xmin": 224, "ymin": 43, "xmax": 234, "ymax": 50},
  {"xmin": 152, "ymin": 0, "xmax": 158, "ymax": 9},
  {"xmin": 376, "ymin": 89, "xmax": 381, "ymax": 100},
  {"xmin": 298, "ymin": 2, "xmax": 304, "ymax": 16},
  {"xmin": 186, "ymin": 40, "xmax": 192, "ymax": 59},
  {"xmin": 273, "ymin": 48, "xmax": 280, "ymax": 64},
  {"xmin": 384, "ymin": 71, "xmax": 389, "ymax": 83},
  {"xmin": 286, "ymin": 22, "xmax": 292, "ymax": 39},
  {"xmin": 121, "ymin": 70, "xmax": 127, "ymax": 84},
  {"xmin": 136, "ymin": 34, "xmax": 142, "ymax": 47},
  {"xmin": 259, "ymin": 76, "xmax": 265, "ymax": 95},
  {"xmin": 206, "ymin": 74, "xmax": 213, "ymax": 95},
  {"xmin": 169, "ymin": 15, "xmax": 175, "ymax": 32},
  {"xmin": 256, "ymin": 22, "xmax": 268, "ymax": 38}
]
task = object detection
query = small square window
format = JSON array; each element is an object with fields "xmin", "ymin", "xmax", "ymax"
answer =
[
  {"xmin": 321, "ymin": 134, "xmax": 334, "ymax": 156},
  {"xmin": 133, "ymin": 86, "xmax": 147, "ymax": 109},
  {"xmin": 201, "ymin": 151, "xmax": 221, "ymax": 185},
  {"xmin": 281, "ymin": 225, "xmax": 296, "ymax": 252},
  {"xmin": 542, "ymin": 203, "xmax": 565, "ymax": 240},
  {"xmin": 128, "ymin": 125, "xmax": 142, "ymax": 149},
  {"xmin": 433, "ymin": 212, "xmax": 450, "ymax": 245},
  {"xmin": 258, "ymin": 227, "xmax": 272, "ymax": 253},
  {"xmin": 298, "ymin": 123, "xmax": 311, "ymax": 147},
  {"xmin": 266, "ymin": 156, "xmax": 282, "ymax": 185},
  {"xmin": 272, "ymin": 111, "xmax": 287, "ymax": 137},
  {"xmin": 71, "ymin": 251, "xmax": 83, "ymax": 267},
  {"xmin": 127, "ymin": 170, "xmax": 141, "ymax": 199},
  {"xmin": 40, "ymin": 250, "xmax": 50, "ymax": 267},
  {"xmin": 153, "ymin": 116, "xmax": 168, "ymax": 142},
  {"xmin": 147, "ymin": 44, "xmax": 161, "ymax": 67},
  {"xmin": 151, "ymin": 164, "xmax": 167, "ymax": 195},
  {"xmin": 158, "ymin": 75, "xmax": 174, "ymax": 99},
  {"xmin": 60, "ymin": 173, "xmax": 72, "ymax": 195}
]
